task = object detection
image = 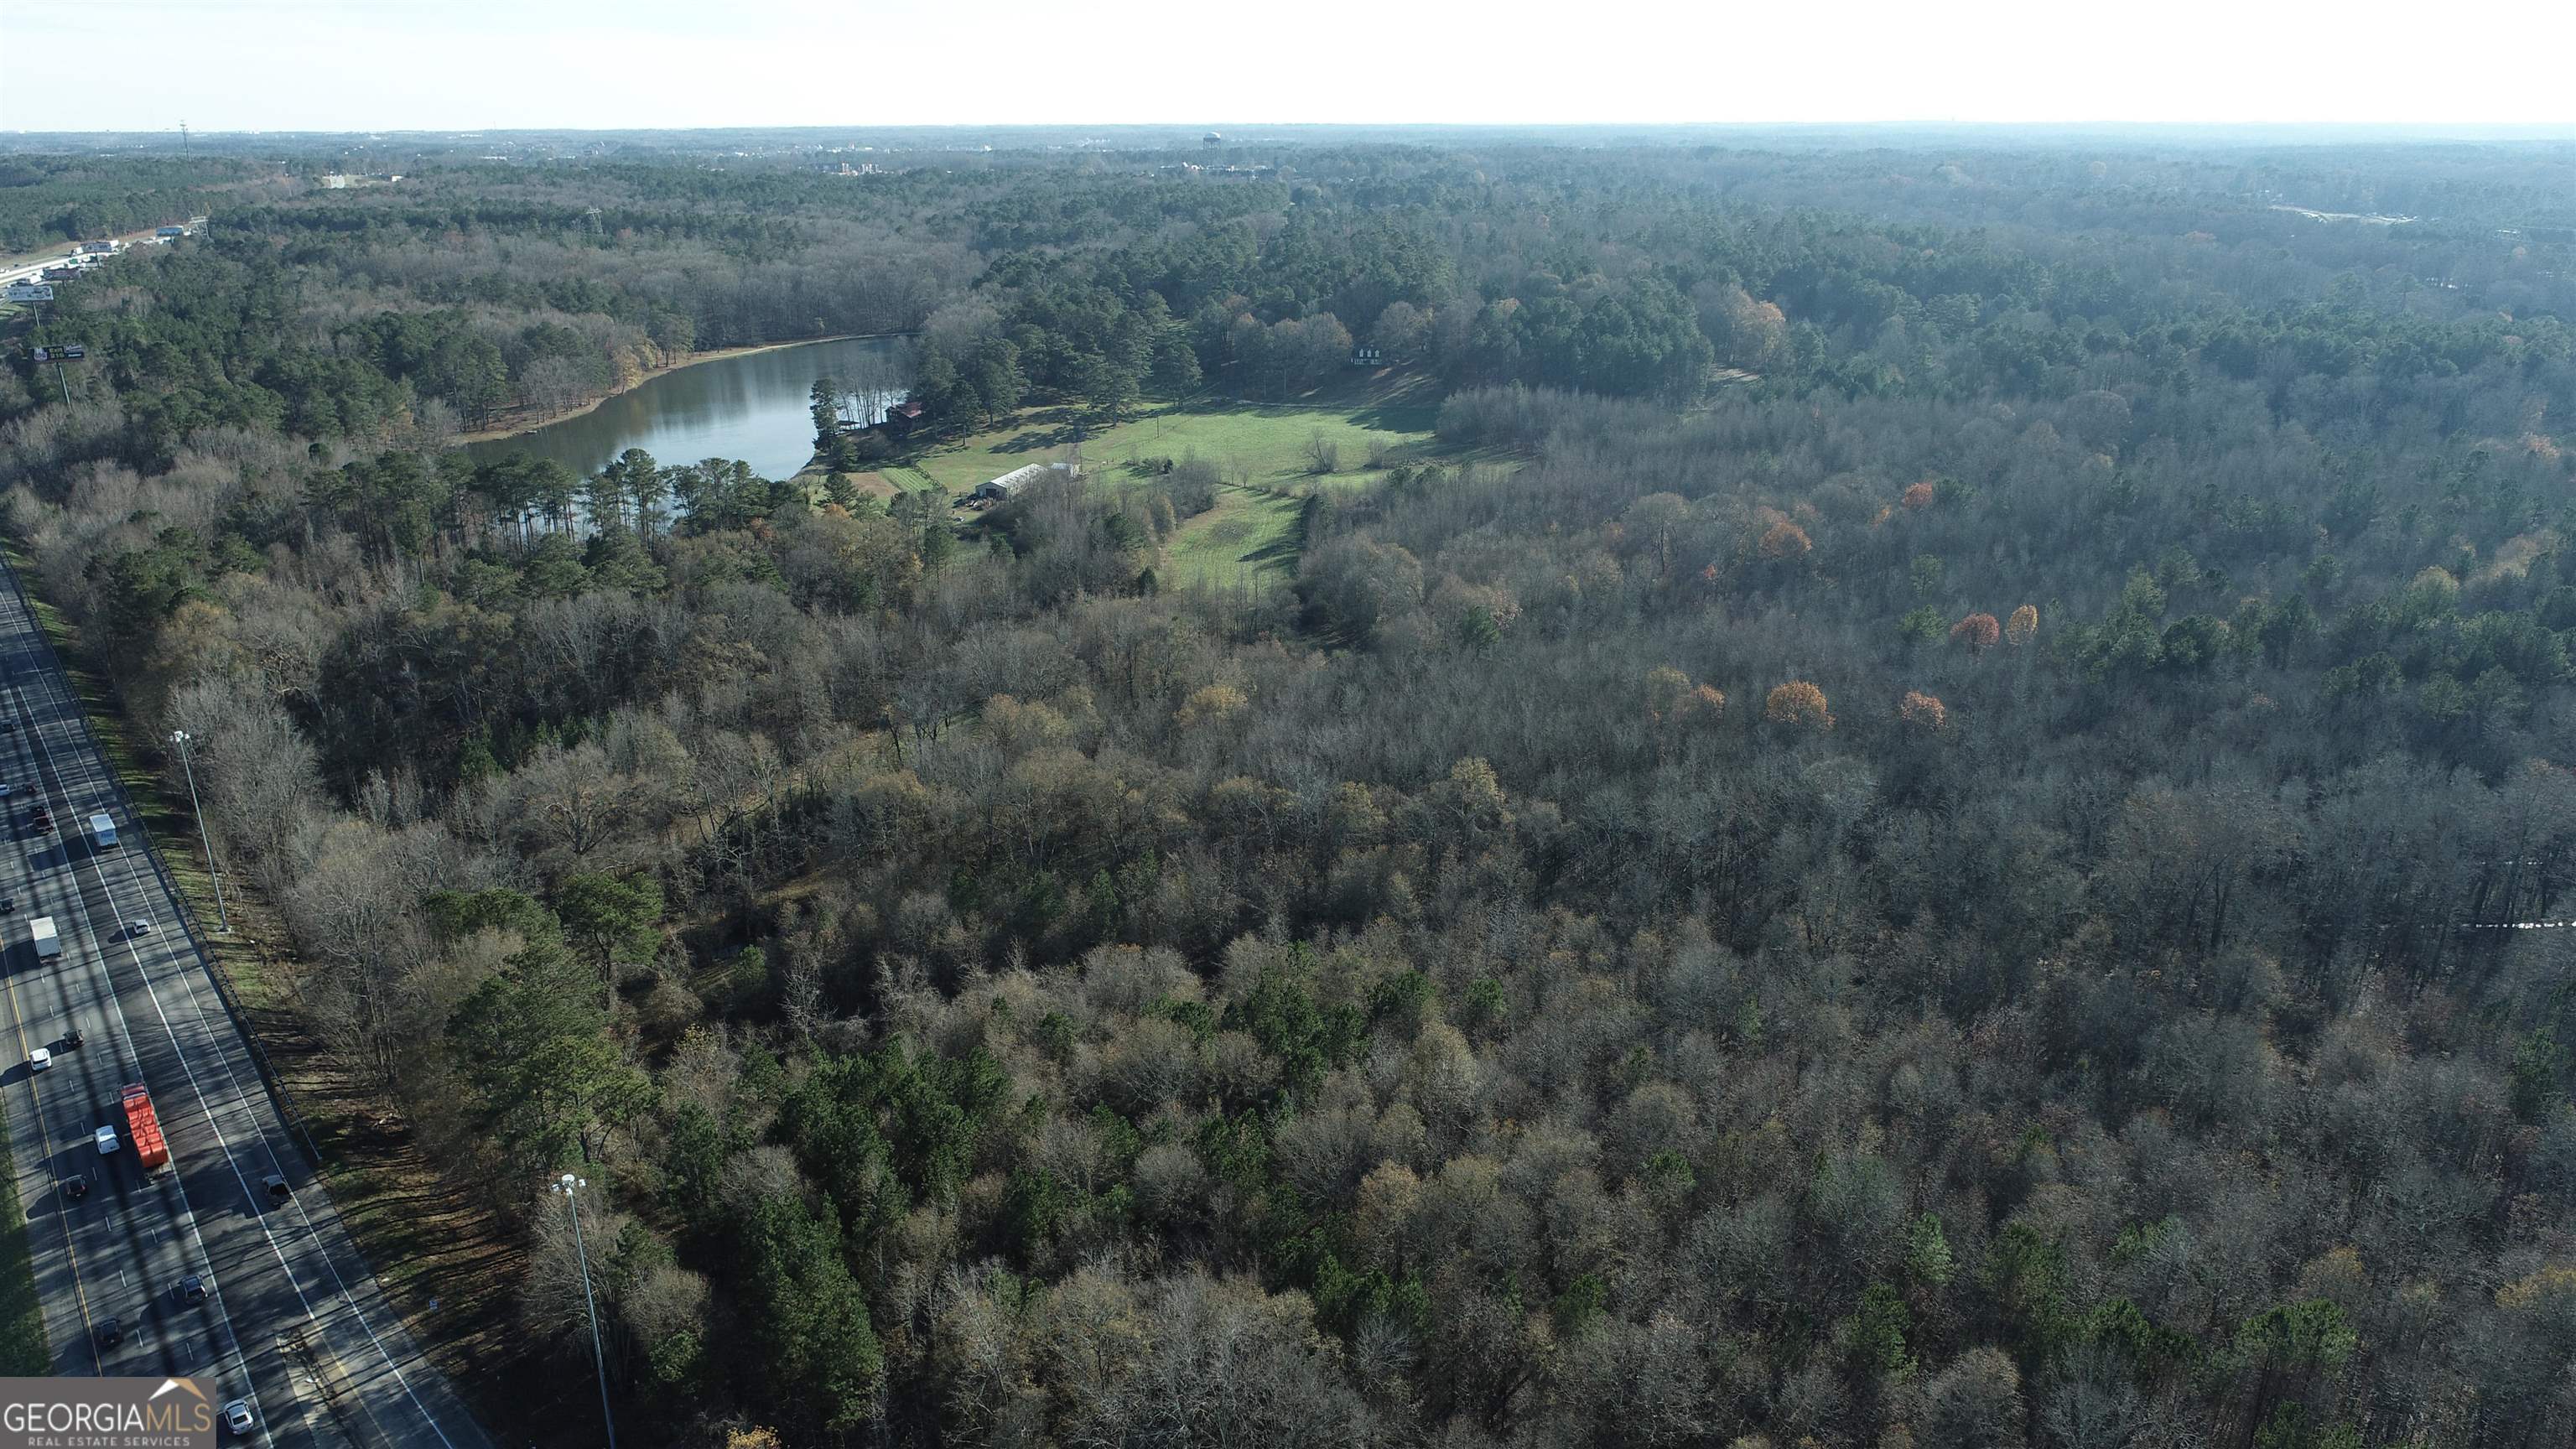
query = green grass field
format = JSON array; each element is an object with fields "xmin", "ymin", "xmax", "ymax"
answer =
[
  {"xmin": 1161, "ymin": 486, "xmax": 1306, "ymax": 590},
  {"xmin": 896, "ymin": 377, "xmax": 1446, "ymax": 589},
  {"xmin": 905, "ymin": 378, "xmax": 1446, "ymax": 499}
]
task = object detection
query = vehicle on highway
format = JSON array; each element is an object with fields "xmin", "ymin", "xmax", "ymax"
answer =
[
  {"xmin": 95, "ymin": 1317, "xmax": 121, "ymax": 1348},
  {"xmin": 125, "ymin": 919, "xmax": 153, "ymax": 937},
  {"xmin": 61, "ymin": 1027, "xmax": 81, "ymax": 1050},
  {"xmin": 94, "ymin": 1124, "xmax": 117, "ymax": 1155},
  {"xmin": 178, "ymin": 1273, "xmax": 208, "ymax": 1304},
  {"xmin": 1, "ymin": 897, "xmax": 13, "ymax": 913},
  {"xmin": 0, "ymin": 782, "xmax": 12, "ymax": 796},
  {"xmin": 262, "ymin": 1173, "xmax": 292, "ymax": 1204},
  {"xmin": 61, "ymin": 1176, "xmax": 87, "ymax": 1201},
  {"xmin": 91, "ymin": 813, "xmax": 118, "ymax": 849},
  {"xmin": 121, "ymin": 1085, "xmax": 169, "ymax": 1171},
  {"xmin": 221, "ymin": 1400, "xmax": 254, "ymax": 1436},
  {"xmin": 30, "ymin": 916, "xmax": 59, "ymax": 958},
  {"xmin": 27, "ymin": 1046, "xmax": 49, "ymax": 1072}
]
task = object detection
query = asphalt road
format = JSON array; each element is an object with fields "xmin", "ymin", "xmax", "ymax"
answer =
[
  {"xmin": 0, "ymin": 558, "xmax": 488, "ymax": 1449},
  {"xmin": 3, "ymin": 228, "xmax": 184, "ymax": 291}
]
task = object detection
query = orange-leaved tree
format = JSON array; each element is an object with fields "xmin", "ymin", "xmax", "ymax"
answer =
[
  {"xmin": 1765, "ymin": 680, "xmax": 1833, "ymax": 729},
  {"xmin": 2006, "ymin": 604, "xmax": 2039, "ymax": 647},
  {"xmin": 1649, "ymin": 668, "xmax": 1726, "ymax": 760},
  {"xmin": 1898, "ymin": 690, "xmax": 1947, "ymax": 730},
  {"xmin": 1950, "ymin": 612, "xmax": 2001, "ymax": 655},
  {"xmin": 1902, "ymin": 480, "xmax": 1937, "ymax": 511},
  {"xmin": 1648, "ymin": 667, "xmax": 1727, "ymax": 727},
  {"xmin": 1758, "ymin": 518, "xmax": 1813, "ymax": 559}
]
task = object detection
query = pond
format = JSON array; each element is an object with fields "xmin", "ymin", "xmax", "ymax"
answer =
[{"xmin": 468, "ymin": 335, "xmax": 911, "ymax": 482}]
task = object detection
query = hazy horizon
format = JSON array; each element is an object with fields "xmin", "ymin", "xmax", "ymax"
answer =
[{"xmin": 6, "ymin": 0, "xmax": 2572, "ymax": 134}]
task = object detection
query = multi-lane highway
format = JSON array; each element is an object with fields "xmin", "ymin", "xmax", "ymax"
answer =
[
  {"xmin": 3, "ymin": 226, "xmax": 189, "ymax": 290},
  {"xmin": 0, "ymin": 557, "xmax": 487, "ymax": 1449}
]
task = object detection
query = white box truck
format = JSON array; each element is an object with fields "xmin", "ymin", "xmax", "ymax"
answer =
[
  {"xmin": 88, "ymin": 813, "xmax": 117, "ymax": 849},
  {"xmin": 30, "ymin": 917, "xmax": 60, "ymax": 958}
]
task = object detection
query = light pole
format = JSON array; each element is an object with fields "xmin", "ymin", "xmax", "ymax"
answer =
[
  {"xmin": 169, "ymin": 730, "xmax": 228, "ymax": 932},
  {"xmin": 552, "ymin": 1172, "xmax": 618, "ymax": 1449}
]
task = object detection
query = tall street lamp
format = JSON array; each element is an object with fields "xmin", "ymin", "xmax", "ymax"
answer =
[
  {"xmin": 553, "ymin": 1172, "xmax": 618, "ymax": 1449},
  {"xmin": 169, "ymin": 730, "xmax": 228, "ymax": 932}
]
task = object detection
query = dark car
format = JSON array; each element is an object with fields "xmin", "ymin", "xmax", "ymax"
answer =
[
  {"xmin": 1, "ymin": 897, "xmax": 13, "ymax": 913},
  {"xmin": 177, "ymin": 1273, "xmax": 207, "ymax": 1305},
  {"xmin": 95, "ymin": 1317, "xmax": 121, "ymax": 1348},
  {"xmin": 262, "ymin": 1174, "xmax": 291, "ymax": 1205},
  {"xmin": 61, "ymin": 1176, "xmax": 87, "ymax": 1201}
]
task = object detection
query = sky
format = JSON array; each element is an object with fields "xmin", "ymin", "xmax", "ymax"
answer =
[{"xmin": 3, "ymin": 0, "xmax": 2573, "ymax": 133}]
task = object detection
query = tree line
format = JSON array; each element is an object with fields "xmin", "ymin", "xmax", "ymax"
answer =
[{"xmin": 2, "ymin": 134, "xmax": 2574, "ymax": 1448}]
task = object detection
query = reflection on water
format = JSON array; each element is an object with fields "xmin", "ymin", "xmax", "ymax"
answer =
[{"xmin": 469, "ymin": 335, "xmax": 911, "ymax": 481}]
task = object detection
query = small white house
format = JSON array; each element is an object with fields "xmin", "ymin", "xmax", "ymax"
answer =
[{"xmin": 974, "ymin": 461, "xmax": 1080, "ymax": 502}]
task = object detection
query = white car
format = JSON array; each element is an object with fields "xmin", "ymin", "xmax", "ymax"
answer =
[
  {"xmin": 221, "ymin": 1400, "xmax": 255, "ymax": 1436},
  {"xmin": 94, "ymin": 1125, "xmax": 118, "ymax": 1155},
  {"xmin": 27, "ymin": 1047, "xmax": 49, "ymax": 1072},
  {"xmin": 0, "ymin": 783, "xmax": 13, "ymax": 797},
  {"xmin": 125, "ymin": 920, "xmax": 153, "ymax": 938}
]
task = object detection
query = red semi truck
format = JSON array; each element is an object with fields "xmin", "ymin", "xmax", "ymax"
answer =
[{"xmin": 120, "ymin": 1084, "xmax": 169, "ymax": 1171}]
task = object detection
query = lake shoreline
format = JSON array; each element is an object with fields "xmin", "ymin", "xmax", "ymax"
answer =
[{"xmin": 460, "ymin": 332, "xmax": 905, "ymax": 446}]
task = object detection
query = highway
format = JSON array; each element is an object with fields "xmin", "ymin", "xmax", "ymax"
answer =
[
  {"xmin": 0, "ymin": 556, "xmax": 487, "ymax": 1449},
  {"xmin": 3, "ymin": 226, "xmax": 188, "ymax": 291},
  {"xmin": 0, "ymin": 253, "xmax": 70, "ymax": 288}
]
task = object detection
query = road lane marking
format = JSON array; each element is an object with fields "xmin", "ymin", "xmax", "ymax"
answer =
[
  {"xmin": 8, "ymin": 614, "xmax": 459, "ymax": 1449},
  {"xmin": 3, "ymin": 951, "xmax": 101, "ymax": 1373},
  {"xmin": 3, "ymin": 673, "xmax": 272, "ymax": 1422}
]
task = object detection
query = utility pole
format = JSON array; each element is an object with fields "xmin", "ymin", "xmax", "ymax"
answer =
[
  {"xmin": 169, "ymin": 730, "xmax": 229, "ymax": 932},
  {"xmin": 180, "ymin": 121, "xmax": 190, "ymax": 154},
  {"xmin": 553, "ymin": 1173, "xmax": 618, "ymax": 1449}
]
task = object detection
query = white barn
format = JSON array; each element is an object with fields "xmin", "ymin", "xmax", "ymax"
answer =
[{"xmin": 974, "ymin": 460, "xmax": 1080, "ymax": 501}]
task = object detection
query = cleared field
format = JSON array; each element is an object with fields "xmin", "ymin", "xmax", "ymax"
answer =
[
  {"xmin": 1161, "ymin": 486, "xmax": 1306, "ymax": 590},
  {"xmin": 906, "ymin": 391, "xmax": 1444, "ymax": 498},
  {"xmin": 893, "ymin": 373, "xmax": 1459, "ymax": 588}
]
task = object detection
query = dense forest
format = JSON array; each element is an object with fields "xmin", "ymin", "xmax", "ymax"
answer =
[{"xmin": 5, "ymin": 134, "xmax": 2576, "ymax": 1449}]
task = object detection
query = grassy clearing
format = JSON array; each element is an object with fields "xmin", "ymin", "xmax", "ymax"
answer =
[
  {"xmin": 898, "ymin": 372, "xmax": 1452, "ymax": 589},
  {"xmin": 905, "ymin": 377, "xmax": 1446, "ymax": 499},
  {"xmin": 1163, "ymin": 486, "xmax": 1306, "ymax": 590}
]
